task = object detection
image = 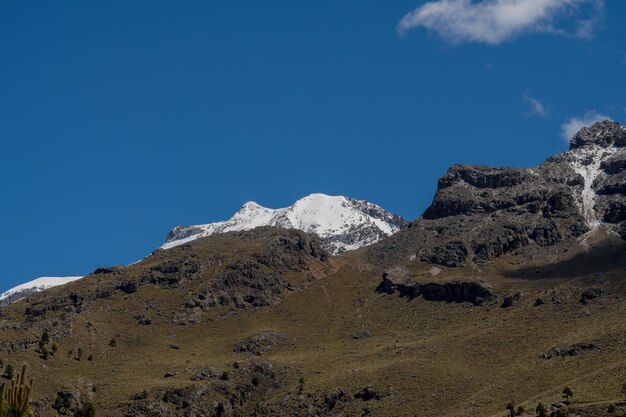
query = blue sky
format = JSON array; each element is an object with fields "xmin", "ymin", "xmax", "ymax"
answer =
[{"xmin": 1, "ymin": 0, "xmax": 625, "ymax": 291}]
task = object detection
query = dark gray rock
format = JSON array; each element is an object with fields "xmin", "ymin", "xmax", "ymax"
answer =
[
  {"xmin": 542, "ymin": 343, "xmax": 596, "ymax": 359},
  {"xmin": 353, "ymin": 387, "xmax": 383, "ymax": 401},
  {"xmin": 580, "ymin": 288, "xmax": 605, "ymax": 304},
  {"xmin": 352, "ymin": 330, "xmax": 372, "ymax": 340},
  {"xmin": 234, "ymin": 331, "xmax": 286, "ymax": 356},
  {"xmin": 501, "ymin": 292, "xmax": 522, "ymax": 309}
]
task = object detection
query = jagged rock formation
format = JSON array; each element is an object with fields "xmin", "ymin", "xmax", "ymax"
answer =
[
  {"xmin": 371, "ymin": 120, "xmax": 626, "ymax": 267},
  {"xmin": 162, "ymin": 193, "xmax": 406, "ymax": 254}
]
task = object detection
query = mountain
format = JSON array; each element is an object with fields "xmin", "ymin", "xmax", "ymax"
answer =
[
  {"xmin": 0, "ymin": 122, "xmax": 624, "ymax": 417},
  {"xmin": 162, "ymin": 193, "xmax": 407, "ymax": 254},
  {"xmin": 0, "ymin": 194, "xmax": 402, "ymax": 307},
  {"xmin": 369, "ymin": 120, "xmax": 626, "ymax": 267},
  {"xmin": 0, "ymin": 276, "xmax": 83, "ymax": 307}
]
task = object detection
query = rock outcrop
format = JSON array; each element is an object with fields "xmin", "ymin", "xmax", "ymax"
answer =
[{"xmin": 376, "ymin": 270, "xmax": 497, "ymax": 306}]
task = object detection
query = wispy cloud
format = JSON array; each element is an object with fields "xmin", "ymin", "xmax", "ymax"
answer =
[
  {"xmin": 561, "ymin": 110, "xmax": 611, "ymax": 141},
  {"xmin": 398, "ymin": 0, "xmax": 604, "ymax": 45},
  {"xmin": 523, "ymin": 94, "xmax": 550, "ymax": 118}
]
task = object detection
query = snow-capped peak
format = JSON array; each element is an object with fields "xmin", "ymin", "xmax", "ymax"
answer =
[
  {"xmin": 161, "ymin": 193, "xmax": 406, "ymax": 254},
  {"xmin": 0, "ymin": 276, "xmax": 84, "ymax": 306}
]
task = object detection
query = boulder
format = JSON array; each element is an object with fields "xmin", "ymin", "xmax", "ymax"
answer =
[
  {"xmin": 580, "ymin": 288, "xmax": 605, "ymax": 304},
  {"xmin": 542, "ymin": 343, "xmax": 596, "ymax": 359},
  {"xmin": 501, "ymin": 292, "xmax": 522, "ymax": 309},
  {"xmin": 234, "ymin": 331, "xmax": 286, "ymax": 356}
]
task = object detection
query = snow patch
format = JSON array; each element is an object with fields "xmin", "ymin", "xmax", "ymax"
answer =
[
  {"xmin": 0, "ymin": 276, "xmax": 84, "ymax": 304},
  {"xmin": 569, "ymin": 145, "xmax": 617, "ymax": 243}
]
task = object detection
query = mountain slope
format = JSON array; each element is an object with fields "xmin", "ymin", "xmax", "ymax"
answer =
[
  {"xmin": 162, "ymin": 193, "xmax": 407, "ymax": 254},
  {"xmin": 0, "ymin": 276, "xmax": 83, "ymax": 307}
]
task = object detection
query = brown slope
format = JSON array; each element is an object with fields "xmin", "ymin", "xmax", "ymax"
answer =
[{"xmin": 0, "ymin": 227, "xmax": 625, "ymax": 417}]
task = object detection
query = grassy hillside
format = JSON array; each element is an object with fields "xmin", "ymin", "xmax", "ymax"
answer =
[{"xmin": 1, "ymin": 228, "xmax": 625, "ymax": 416}]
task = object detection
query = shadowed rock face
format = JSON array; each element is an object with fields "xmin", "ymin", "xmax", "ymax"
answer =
[
  {"xmin": 376, "ymin": 270, "xmax": 497, "ymax": 306},
  {"xmin": 369, "ymin": 120, "xmax": 626, "ymax": 268}
]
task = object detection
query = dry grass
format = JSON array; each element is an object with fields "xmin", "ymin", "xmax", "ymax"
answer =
[{"xmin": 0, "ymin": 232, "xmax": 625, "ymax": 416}]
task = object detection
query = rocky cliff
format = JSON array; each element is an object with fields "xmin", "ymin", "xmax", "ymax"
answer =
[{"xmin": 371, "ymin": 120, "xmax": 626, "ymax": 267}]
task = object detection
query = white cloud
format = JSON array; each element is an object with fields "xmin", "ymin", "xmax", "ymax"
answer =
[
  {"xmin": 561, "ymin": 111, "xmax": 611, "ymax": 141},
  {"xmin": 523, "ymin": 94, "xmax": 550, "ymax": 118},
  {"xmin": 398, "ymin": 0, "xmax": 604, "ymax": 45}
]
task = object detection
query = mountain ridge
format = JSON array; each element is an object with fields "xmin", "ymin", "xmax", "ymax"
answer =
[{"xmin": 162, "ymin": 193, "xmax": 407, "ymax": 254}]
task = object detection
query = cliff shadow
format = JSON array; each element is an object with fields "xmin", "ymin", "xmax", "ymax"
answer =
[{"xmin": 502, "ymin": 240, "xmax": 626, "ymax": 280}]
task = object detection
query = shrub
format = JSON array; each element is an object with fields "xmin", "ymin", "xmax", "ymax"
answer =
[
  {"xmin": 298, "ymin": 377, "xmax": 305, "ymax": 395},
  {"xmin": 109, "ymin": 339, "xmax": 117, "ymax": 348},
  {"xmin": 562, "ymin": 387, "xmax": 573, "ymax": 403},
  {"xmin": 607, "ymin": 404, "xmax": 616, "ymax": 413},
  {"xmin": 3, "ymin": 365, "xmax": 14, "ymax": 380},
  {"xmin": 505, "ymin": 401, "xmax": 516, "ymax": 417},
  {"xmin": 535, "ymin": 402, "xmax": 547, "ymax": 417},
  {"xmin": 219, "ymin": 371, "xmax": 230, "ymax": 381},
  {"xmin": 75, "ymin": 401, "xmax": 96, "ymax": 417}
]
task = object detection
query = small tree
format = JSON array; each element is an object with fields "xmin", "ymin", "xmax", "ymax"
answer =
[
  {"xmin": 622, "ymin": 382, "xmax": 626, "ymax": 400},
  {"xmin": 516, "ymin": 405, "xmax": 525, "ymax": 416},
  {"xmin": 562, "ymin": 386, "xmax": 573, "ymax": 403},
  {"xmin": 536, "ymin": 402, "xmax": 548, "ymax": 417}
]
